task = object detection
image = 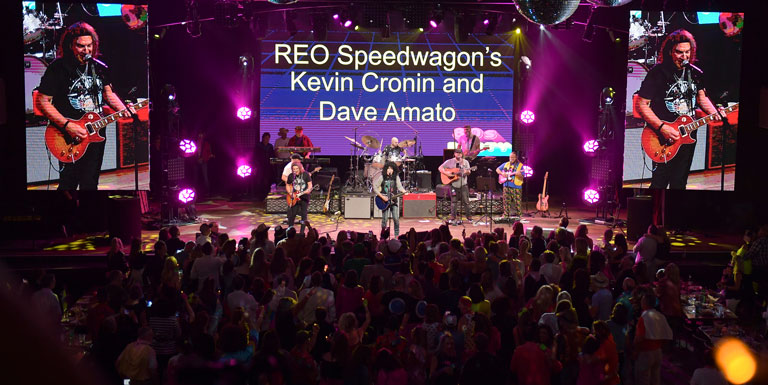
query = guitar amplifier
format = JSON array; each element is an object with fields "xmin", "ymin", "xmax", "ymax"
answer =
[
  {"xmin": 344, "ymin": 195, "xmax": 371, "ymax": 219},
  {"xmin": 403, "ymin": 193, "xmax": 436, "ymax": 218}
]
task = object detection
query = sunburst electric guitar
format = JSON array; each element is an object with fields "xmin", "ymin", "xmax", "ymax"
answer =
[
  {"xmin": 45, "ymin": 99, "xmax": 149, "ymax": 163},
  {"xmin": 536, "ymin": 172, "xmax": 549, "ymax": 212}
]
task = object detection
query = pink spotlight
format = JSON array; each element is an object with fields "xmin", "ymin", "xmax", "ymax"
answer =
[
  {"xmin": 583, "ymin": 189, "xmax": 600, "ymax": 205},
  {"xmin": 332, "ymin": 14, "xmax": 339, "ymax": 20},
  {"xmin": 583, "ymin": 139, "xmax": 600, "ymax": 154},
  {"xmin": 429, "ymin": 20, "xmax": 438, "ymax": 28},
  {"xmin": 178, "ymin": 188, "xmax": 196, "ymax": 204},
  {"xmin": 343, "ymin": 20, "xmax": 352, "ymax": 28},
  {"xmin": 520, "ymin": 110, "xmax": 535, "ymax": 124},
  {"xmin": 237, "ymin": 106, "xmax": 252, "ymax": 120},
  {"xmin": 179, "ymin": 139, "xmax": 197, "ymax": 156},
  {"xmin": 522, "ymin": 165, "xmax": 534, "ymax": 178},
  {"xmin": 483, "ymin": 19, "xmax": 490, "ymax": 25},
  {"xmin": 237, "ymin": 165, "xmax": 252, "ymax": 178}
]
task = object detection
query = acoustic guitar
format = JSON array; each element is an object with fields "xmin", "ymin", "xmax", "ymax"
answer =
[
  {"xmin": 440, "ymin": 166, "xmax": 477, "ymax": 185},
  {"xmin": 45, "ymin": 99, "xmax": 149, "ymax": 163},
  {"xmin": 322, "ymin": 174, "xmax": 335, "ymax": 213},
  {"xmin": 536, "ymin": 171, "xmax": 550, "ymax": 212},
  {"xmin": 641, "ymin": 103, "xmax": 738, "ymax": 163},
  {"xmin": 497, "ymin": 162, "xmax": 523, "ymax": 186}
]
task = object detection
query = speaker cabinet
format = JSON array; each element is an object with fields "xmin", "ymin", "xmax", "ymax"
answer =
[
  {"xmin": 344, "ymin": 195, "xmax": 371, "ymax": 219},
  {"xmin": 627, "ymin": 196, "xmax": 653, "ymax": 242},
  {"xmin": 403, "ymin": 193, "xmax": 436, "ymax": 218}
]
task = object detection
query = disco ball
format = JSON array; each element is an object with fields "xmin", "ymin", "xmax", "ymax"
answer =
[
  {"xmin": 585, "ymin": 0, "xmax": 634, "ymax": 7},
  {"xmin": 515, "ymin": 0, "xmax": 581, "ymax": 26}
]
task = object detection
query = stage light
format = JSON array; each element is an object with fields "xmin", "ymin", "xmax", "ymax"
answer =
[
  {"xmin": 168, "ymin": 93, "xmax": 175, "ymax": 101},
  {"xmin": 483, "ymin": 19, "xmax": 490, "ymax": 25},
  {"xmin": 601, "ymin": 87, "xmax": 615, "ymax": 105},
  {"xmin": 237, "ymin": 106, "xmax": 252, "ymax": 120},
  {"xmin": 540, "ymin": 25, "xmax": 545, "ymax": 31},
  {"xmin": 418, "ymin": 27, "xmax": 424, "ymax": 32},
  {"xmin": 521, "ymin": 56, "xmax": 532, "ymax": 70},
  {"xmin": 715, "ymin": 338, "xmax": 756, "ymax": 384},
  {"xmin": 179, "ymin": 139, "xmax": 197, "ymax": 156},
  {"xmin": 343, "ymin": 19, "xmax": 352, "ymax": 28},
  {"xmin": 268, "ymin": 0, "xmax": 298, "ymax": 4},
  {"xmin": 429, "ymin": 20, "xmax": 438, "ymax": 28},
  {"xmin": 332, "ymin": 13, "xmax": 339, "ymax": 20},
  {"xmin": 484, "ymin": 13, "xmax": 498, "ymax": 35},
  {"xmin": 583, "ymin": 139, "xmax": 600, "ymax": 154},
  {"xmin": 354, "ymin": 25, "xmax": 359, "ymax": 31},
  {"xmin": 520, "ymin": 110, "xmax": 535, "ymax": 124},
  {"xmin": 178, "ymin": 188, "xmax": 196, "ymax": 204},
  {"xmin": 515, "ymin": 27, "xmax": 521, "ymax": 34},
  {"xmin": 522, "ymin": 165, "xmax": 534, "ymax": 178},
  {"xmin": 583, "ymin": 188, "xmax": 600, "ymax": 205},
  {"xmin": 237, "ymin": 164, "xmax": 252, "ymax": 178},
  {"xmin": 239, "ymin": 55, "xmax": 249, "ymax": 68}
]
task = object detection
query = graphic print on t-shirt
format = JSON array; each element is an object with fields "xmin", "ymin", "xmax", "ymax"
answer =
[
  {"xmin": 292, "ymin": 173, "xmax": 308, "ymax": 195},
  {"xmin": 68, "ymin": 69, "xmax": 104, "ymax": 113},
  {"xmin": 664, "ymin": 72, "xmax": 697, "ymax": 116}
]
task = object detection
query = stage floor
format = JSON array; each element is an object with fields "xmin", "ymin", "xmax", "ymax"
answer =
[
  {"xmin": 27, "ymin": 164, "xmax": 149, "ymax": 190},
  {"xmin": 623, "ymin": 166, "xmax": 735, "ymax": 190}
]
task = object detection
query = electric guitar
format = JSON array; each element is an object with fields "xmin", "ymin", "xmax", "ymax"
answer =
[
  {"xmin": 536, "ymin": 171, "xmax": 550, "ymax": 212},
  {"xmin": 464, "ymin": 146, "xmax": 491, "ymax": 160},
  {"xmin": 286, "ymin": 167, "xmax": 320, "ymax": 207},
  {"xmin": 440, "ymin": 166, "xmax": 477, "ymax": 185},
  {"xmin": 497, "ymin": 162, "xmax": 523, "ymax": 186},
  {"xmin": 375, "ymin": 192, "xmax": 407, "ymax": 211},
  {"xmin": 641, "ymin": 103, "xmax": 739, "ymax": 163},
  {"xmin": 45, "ymin": 99, "xmax": 149, "ymax": 163},
  {"xmin": 322, "ymin": 174, "xmax": 335, "ymax": 213}
]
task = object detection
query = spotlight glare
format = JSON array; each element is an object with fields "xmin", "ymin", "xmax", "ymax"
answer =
[
  {"xmin": 583, "ymin": 139, "xmax": 600, "ymax": 154},
  {"xmin": 540, "ymin": 25, "xmax": 545, "ymax": 31},
  {"xmin": 483, "ymin": 19, "xmax": 490, "ymax": 25},
  {"xmin": 354, "ymin": 25, "xmax": 359, "ymax": 31},
  {"xmin": 168, "ymin": 94, "xmax": 175, "ymax": 101},
  {"xmin": 520, "ymin": 110, "xmax": 535, "ymax": 124},
  {"xmin": 522, "ymin": 165, "xmax": 534, "ymax": 178},
  {"xmin": 343, "ymin": 20, "xmax": 352, "ymax": 28},
  {"xmin": 418, "ymin": 27, "xmax": 424, "ymax": 32},
  {"xmin": 716, "ymin": 338, "xmax": 756, "ymax": 384},
  {"xmin": 237, "ymin": 106, "xmax": 252, "ymax": 120},
  {"xmin": 179, "ymin": 139, "xmax": 197, "ymax": 156},
  {"xmin": 178, "ymin": 188, "xmax": 196, "ymax": 204},
  {"xmin": 332, "ymin": 14, "xmax": 339, "ymax": 20},
  {"xmin": 583, "ymin": 189, "xmax": 600, "ymax": 205},
  {"xmin": 237, "ymin": 165, "xmax": 252, "ymax": 178},
  {"xmin": 515, "ymin": 27, "xmax": 521, "ymax": 34},
  {"xmin": 429, "ymin": 20, "xmax": 438, "ymax": 28}
]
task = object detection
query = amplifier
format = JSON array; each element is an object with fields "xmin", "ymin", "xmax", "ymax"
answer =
[
  {"xmin": 373, "ymin": 198, "xmax": 402, "ymax": 218},
  {"xmin": 403, "ymin": 192, "xmax": 436, "ymax": 218},
  {"xmin": 265, "ymin": 193, "xmax": 340, "ymax": 214},
  {"xmin": 343, "ymin": 195, "xmax": 371, "ymax": 219},
  {"xmin": 415, "ymin": 170, "xmax": 433, "ymax": 190}
]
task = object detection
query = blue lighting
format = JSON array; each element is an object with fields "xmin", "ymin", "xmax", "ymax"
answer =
[
  {"xmin": 97, "ymin": 4, "xmax": 122, "ymax": 17},
  {"xmin": 697, "ymin": 12, "xmax": 721, "ymax": 25}
]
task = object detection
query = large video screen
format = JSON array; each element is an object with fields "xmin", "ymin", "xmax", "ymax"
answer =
[
  {"xmin": 260, "ymin": 30, "xmax": 515, "ymax": 157},
  {"xmin": 622, "ymin": 11, "xmax": 743, "ymax": 191},
  {"xmin": 23, "ymin": 2, "xmax": 149, "ymax": 190}
]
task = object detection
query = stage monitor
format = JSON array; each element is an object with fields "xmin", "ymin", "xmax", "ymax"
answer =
[
  {"xmin": 260, "ymin": 31, "xmax": 515, "ymax": 157},
  {"xmin": 22, "ymin": 3, "xmax": 150, "ymax": 190},
  {"xmin": 622, "ymin": 10, "xmax": 743, "ymax": 191}
]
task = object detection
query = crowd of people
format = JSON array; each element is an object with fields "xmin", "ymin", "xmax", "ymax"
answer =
[{"xmin": 20, "ymin": 220, "xmax": 768, "ymax": 385}]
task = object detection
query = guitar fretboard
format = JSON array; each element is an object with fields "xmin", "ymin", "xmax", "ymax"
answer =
[
  {"xmin": 88, "ymin": 100, "xmax": 149, "ymax": 130},
  {"xmin": 682, "ymin": 103, "xmax": 739, "ymax": 135}
]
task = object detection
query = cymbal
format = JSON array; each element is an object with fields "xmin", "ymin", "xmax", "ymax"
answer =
[
  {"xmin": 349, "ymin": 143, "xmax": 364, "ymax": 150},
  {"xmin": 398, "ymin": 139, "xmax": 416, "ymax": 147},
  {"xmin": 344, "ymin": 136, "xmax": 365, "ymax": 149},
  {"xmin": 361, "ymin": 135, "xmax": 380, "ymax": 149}
]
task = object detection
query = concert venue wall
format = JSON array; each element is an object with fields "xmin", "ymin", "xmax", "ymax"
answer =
[
  {"xmin": 259, "ymin": 30, "xmax": 515, "ymax": 157},
  {"xmin": 23, "ymin": 2, "xmax": 149, "ymax": 190},
  {"xmin": 622, "ymin": 10, "xmax": 743, "ymax": 191}
]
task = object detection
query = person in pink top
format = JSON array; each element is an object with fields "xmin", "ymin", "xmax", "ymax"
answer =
[{"xmin": 510, "ymin": 324, "xmax": 562, "ymax": 385}]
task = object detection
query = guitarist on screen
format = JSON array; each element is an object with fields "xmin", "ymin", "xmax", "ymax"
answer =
[
  {"xmin": 373, "ymin": 162, "xmax": 407, "ymax": 237},
  {"xmin": 495, "ymin": 151, "xmax": 524, "ymax": 218},
  {"xmin": 286, "ymin": 163, "xmax": 312, "ymax": 234},
  {"xmin": 635, "ymin": 29, "xmax": 724, "ymax": 190},
  {"xmin": 36, "ymin": 22, "xmax": 136, "ymax": 190}
]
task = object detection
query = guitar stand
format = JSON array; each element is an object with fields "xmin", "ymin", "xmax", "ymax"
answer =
[{"xmin": 556, "ymin": 201, "xmax": 570, "ymax": 219}]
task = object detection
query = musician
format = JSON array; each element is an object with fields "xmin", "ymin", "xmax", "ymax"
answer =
[
  {"xmin": 496, "ymin": 151, "xmax": 524, "ymax": 218},
  {"xmin": 286, "ymin": 163, "xmax": 312, "ymax": 234},
  {"xmin": 635, "ymin": 29, "xmax": 722, "ymax": 189},
  {"xmin": 459, "ymin": 125, "xmax": 481, "ymax": 160},
  {"xmin": 438, "ymin": 148, "xmax": 473, "ymax": 221},
  {"xmin": 382, "ymin": 137, "xmax": 404, "ymax": 161},
  {"xmin": 281, "ymin": 154, "xmax": 303, "ymax": 183},
  {"xmin": 287, "ymin": 126, "xmax": 314, "ymax": 158},
  {"xmin": 274, "ymin": 127, "xmax": 290, "ymax": 159},
  {"xmin": 36, "ymin": 21, "xmax": 135, "ymax": 190},
  {"xmin": 373, "ymin": 162, "xmax": 407, "ymax": 237}
]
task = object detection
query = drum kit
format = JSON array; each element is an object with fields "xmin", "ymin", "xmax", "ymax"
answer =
[
  {"xmin": 626, "ymin": 11, "xmax": 668, "ymax": 122},
  {"xmin": 343, "ymin": 135, "xmax": 422, "ymax": 192}
]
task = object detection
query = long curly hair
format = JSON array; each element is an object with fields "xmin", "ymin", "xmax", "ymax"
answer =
[
  {"xmin": 382, "ymin": 162, "xmax": 399, "ymax": 180},
  {"xmin": 58, "ymin": 21, "xmax": 100, "ymax": 61},
  {"xmin": 657, "ymin": 28, "xmax": 697, "ymax": 65}
]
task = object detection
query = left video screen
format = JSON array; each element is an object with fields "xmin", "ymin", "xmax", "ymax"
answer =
[{"xmin": 23, "ymin": 2, "xmax": 149, "ymax": 190}]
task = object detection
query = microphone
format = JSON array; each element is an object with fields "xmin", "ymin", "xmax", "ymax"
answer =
[
  {"xmin": 84, "ymin": 54, "xmax": 92, "ymax": 61},
  {"xmin": 681, "ymin": 59, "xmax": 690, "ymax": 67}
]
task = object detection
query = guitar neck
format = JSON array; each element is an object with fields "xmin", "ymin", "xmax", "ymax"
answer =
[
  {"xmin": 89, "ymin": 100, "xmax": 148, "ymax": 130},
  {"xmin": 681, "ymin": 103, "xmax": 739, "ymax": 136}
]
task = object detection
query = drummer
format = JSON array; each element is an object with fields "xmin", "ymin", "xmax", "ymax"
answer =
[{"xmin": 382, "ymin": 137, "xmax": 404, "ymax": 162}]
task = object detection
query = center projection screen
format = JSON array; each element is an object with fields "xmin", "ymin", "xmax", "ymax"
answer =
[{"xmin": 260, "ymin": 30, "xmax": 515, "ymax": 157}]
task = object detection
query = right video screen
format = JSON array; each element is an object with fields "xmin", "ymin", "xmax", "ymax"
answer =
[{"xmin": 623, "ymin": 11, "xmax": 744, "ymax": 191}]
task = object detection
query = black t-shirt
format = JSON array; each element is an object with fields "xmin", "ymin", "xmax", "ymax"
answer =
[
  {"xmin": 287, "ymin": 171, "xmax": 311, "ymax": 202},
  {"xmin": 37, "ymin": 57, "xmax": 112, "ymax": 120},
  {"xmin": 637, "ymin": 61, "xmax": 704, "ymax": 124}
]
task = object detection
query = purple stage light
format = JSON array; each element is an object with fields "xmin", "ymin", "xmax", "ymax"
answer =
[
  {"xmin": 178, "ymin": 188, "xmax": 196, "ymax": 204},
  {"xmin": 483, "ymin": 19, "xmax": 490, "ymax": 25},
  {"xmin": 179, "ymin": 139, "xmax": 197, "ymax": 156},
  {"xmin": 583, "ymin": 139, "xmax": 600, "ymax": 153},
  {"xmin": 583, "ymin": 188, "xmax": 600, "ymax": 204},
  {"xmin": 237, "ymin": 165, "xmax": 252, "ymax": 178},
  {"xmin": 429, "ymin": 20, "xmax": 438, "ymax": 28},
  {"xmin": 344, "ymin": 20, "xmax": 352, "ymax": 28},
  {"xmin": 237, "ymin": 106, "xmax": 252, "ymax": 120},
  {"xmin": 520, "ymin": 110, "xmax": 535, "ymax": 124},
  {"xmin": 332, "ymin": 14, "xmax": 339, "ymax": 20},
  {"xmin": 522, "ymin": 165, "xmax": 534, "ymax": 178}
]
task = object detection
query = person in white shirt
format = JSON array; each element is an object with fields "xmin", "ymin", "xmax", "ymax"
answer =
[
  {"xmin": 689, "ymin": 349, "xmax": 727, "ymax": 385},
  {"xmin": 540, "ymin": 250, "xmax": 563, "ymax": 285},
  {"xmin": 31, "ymin": 273, "xmax": 62, "ymax": 329},
  {"xmin": 296, "ymin": 272, "xmax": 335, "ymax": 324},
  {"xmin": 274, "ymin": 127, "xmax": 290, "ymax": 159},
  {"xmin": 226, "ymin": 276, "xmax": 259, "ymax": 319},
  {"xmin": 190, "ymin": 242, "xmax": 226, "ymax": 292},
  {"xmin": 195, "ymin": 223, "xmax": 212, "ymax": 246}
]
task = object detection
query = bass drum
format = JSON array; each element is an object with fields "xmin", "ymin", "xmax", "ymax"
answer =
[
  {"xmin": 628, "ymin": 20, "xmax": 649, "ymax": 51},
  {"xmin": 23, "ymin": 7, "xmax": 46, "ymax": 45},
  {"xmin": 626, "ymin": 61, "xmax": 648, "ymax": 117},
  {"xmin": 364, "ymin": 162, "xmax": 381, "ymax": 182},
  {"xmin": 24, "ymin": 55, "xmax": 47, "ymax": 115}
]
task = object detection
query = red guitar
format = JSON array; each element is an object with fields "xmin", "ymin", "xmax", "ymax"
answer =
[
  {"xmin": 641, "ymin": 103, "xmax": 739, "ymax": 163},
  {"xmin": 286, "ymin": 166, "xmax": 320, "ymax": 207},
  {"xmin": 44, "ymin": 99, "xmax": 149, "ymax": 163},
  {"xmin": 464, "ymin": 146, "xmax": 490, "ymax": 160}
]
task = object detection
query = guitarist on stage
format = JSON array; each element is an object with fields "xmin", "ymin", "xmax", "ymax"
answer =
[
  {"xmin": 286, "ymin": 163, "xmax": 312, "ymax": 234},
  {"xmin": 635, "ymin": 29, "xmax": 723, "ymax": 189},
  {"xmin": 373, "ymin": 162, "xmax": 407, "ymax": 237},
  {"xmin": 439, "ymin": 148, "xmax": 473, "ymax": 222},
  {"xmin": 36, "ymin": 22, "xmax": 135, "ymax": 190},
  {"xmin": 496, "ymin": 151, "xmax": 524, "ymax": 218}
]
